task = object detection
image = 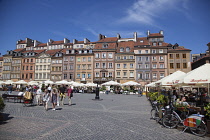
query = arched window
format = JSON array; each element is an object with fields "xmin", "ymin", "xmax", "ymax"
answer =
[{"xmin": 120, "ymin": 47, "xmax": 124, "ymax": 52}]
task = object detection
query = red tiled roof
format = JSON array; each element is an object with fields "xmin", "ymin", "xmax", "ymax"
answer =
[
  {"xmin": 51, "ymin": 40, "xmax": 64, "ymax": 45},
  {"xmin": 148, "ymin": 33, "xmax": 163, "ymax": 37},
  {"xmin": 95, "ymin": 42, "xmax": 117, "ymax": 50},
  {"xmin": 117, "ymin": 41, "xmax": 135, "ymax": 53},
  {"xmin": 17, "ymin": 40, "xmax": 26, "ymax": 44},
  {"xmin": 0, "ymin": 57, "xmax": 3, "ymax": 61},
  {"xmin": 97, "ymin": 37, "xmax": 118, "ymax": 43},
  {"xmin": 36, "ymin": 43, "xmax": 47, "ymax": 47},
  {"xmin": 168, "ymin": 47, "xmax": 191, "ymax": 51},
  {"xmin": 13, "ymin": 48, "xmax": 25, "ymax": 52},
  {"xmin": 45, "ymin": 49, "xmax": 63, "ymax": 56},
  {"xmin": 76, "ymin": 41, "xmax": 84, "ymax": 44}
]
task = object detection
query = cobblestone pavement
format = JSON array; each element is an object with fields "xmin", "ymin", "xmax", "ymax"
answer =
[{"xmin": 0, "ymin": 91, "xmax": 209, "ymax": 140}]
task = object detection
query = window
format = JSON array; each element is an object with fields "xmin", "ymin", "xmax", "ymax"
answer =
[
  {"xmin": 126, "ymin": 47, "xmax": 130, "ymax": 52},
  {"xmin": 120, "ymin": 48, "xmax": 124, "ymax": 52},
  {"xmin": 108, "ymin": 63, "xmax": 113, "ymax": 68},
  {"xmin": 130, "ymin": 72, "xmax": 134, "ymax": 77},
  {"xmin": 108, "ymin": 72, "xmax": 112, "ymax": 77},
  {"xmin": 169, "ymin": 54, "xmax": 173, "ymax": 59},
  {"xmin": 123, "ymin": 56, "xmax": 127, "ymax": 59},
  {"xmin": 69, "ymin": 74, "xmax": 73, "ymax": 79},
  {"xmin": 138, "ymin": 57, "xmax": 142, "ymax": 61},
  {"xmin": 176, "ymin": 63, "xmax": 180, "ymax": 69},
  {"xmin": 77, "ymin": 74, "xmax": 80, "ymax": 78},
  {"xmin": 108, "ymin": 53, "xmax": 113, "ymax": 58},
  {"xmin": 96, "ymin": 72, "xmax": 99, "ymax": 77},
  {"xmin": 183, "ymin": 63, "xmax": 187, "ymax": 68},
  {"xmin": 183, "ymin": 54, "xmax": 186, "ymax": 58},
  {"xmin": 145, "ymin": 64, "xmax": 149, "ymax": 69},
  {"xmin": 30, "ymin": 66, "xmax": 33, "ymax": 70},
  {"xmin": 102, "ymin": 72, "xmax": 106, "ymax": 77},
  {"xmin": 130, "ymin": 63, "xmax": 134, "ymax": 68},
  {"xmin": 130, "ymin": 56, "xmax": 133, "ymax": 59},
  {"xmin": 88, "ymin": 57, "xmax": 91, "ymax": 62},
  {"xmin": 96, "ymin": 63, "xmax": 100, "ymax": 68},
  {"xmin": 145, "ymin": 73, "xmax": 150, "ymax": 79},
  {"xmin": 102, "ymin": 53, "xmax": 106, "ymax": 58},
  {"xmin": 103, "ymin": 44, "xmax": 108, "ymax": 48},
  {"xmin": 159, "ymin": 43, "xmax": 162, "ymax": 46},
  {"xmin": 123, "ymin": 72, "xmax": 127, "ymax": 77},
  {"xmin": 138, "ymin": 73, "xmax": 143, "ymax": 79},
  {"xmin": 70, "ymin": 65, "xmax": 73, "ymax": 70},
  {"xmin": 77, "ymin": 65, "xmax": 80, "ymax": 70},
  {"xmin": 88, "ymin": 64, "xmax": 91, "ymax": 69},
  {"xmin": 170, "ymin": 63, "xmax": 174, "ymax": 69},
  {"xmin": 95, "ymin": 53, "xmax": 100, "ymax": 58},
  {"xmin": 159, "ymin": 56, "xmax": 164, "ymax": 61},
  {"xmin": 160, "ymin": 64, "xmax": 164, "ymax": 68},
  {"xmin": 145, "ymin": 57, "xmax": 149, "ymax": 61},
  {"xmin": 153, "ymin": 64, "xmax": 157, "ymax": 68},
  {"xmin": 82, "ymin": 74, "xmax": 86, "ymax": 78},
  {"xmin": 102, "ymin": 63, "xmax": 106, "ymax": 68},
  {"xmin": 123, "ymin": 64, "xmax": 127, "ymax": 68},
  {"xmin": 117, "ymin": 72, "xmax": 120, "ymax": 77},
  {"xmin": 77, "ymin": 58, "xmax": 80, "ymax": 62},
  {"xmin": 64, "ymin": 74, "xmax": 67, "ymax": 79},
  {"xmin": 117, "ymin": 64, "xmax": 120, "ymax": 68},
  {"xmin": 153, "ymin": 73, "xmax": 157, "ymax": 79},
  {"xmin": 138, "ymin": 50, "xmax": 141, "ymax": 54},
  {"xmin": 152, "ymin": 56, "xmax": 156, "ymax": 61},
  {"xmin": 82, "ymin": 57, "xmax": 86, "ymax": 62},
  {"xmin": 176, "ymin": 54, "xmax": 180, "ymax": 59},
  {"xmin": 145, "ymin": 50, "xmax": 149, "ymax": 54},
  {"xmin": 153, "ymin": 43, "xmax": 157, "ymax": 46},
  {"xmin": 152, "ymin": 49, "xmax": 156, "ymax": 53},
  {"xmin": 82, "ymin": 64, "xmax": 86, "ymax": 69},
  {"xmin": 138, "ymin": 64, "xmax": 142, "ymax": 69},
  {"xmin": 159, "ymin": 49, "xmax": 163, "ymax": 53},
  {"xmin": 160, "ymin": 73, "xmax": 164, "ymax": 79},
  {"xmin": 88, "ymin": 74, "xmax": 91, "ymax": 78}
]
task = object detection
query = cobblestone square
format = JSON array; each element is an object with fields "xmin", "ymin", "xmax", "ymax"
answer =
[{"xmin": 0, "ymin": 92, "xmax": 209, "ymax": 140}]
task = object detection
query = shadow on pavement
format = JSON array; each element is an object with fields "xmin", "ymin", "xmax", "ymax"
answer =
[{"xmin": 0, "ymin": 113, "xmax": 14, "ymax": 125}]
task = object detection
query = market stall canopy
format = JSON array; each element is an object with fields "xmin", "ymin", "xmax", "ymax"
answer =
[
  {"xmin": 85, "ymin": 83, "xmax": 97, "ymax": 87},
  {"xmin": 145, "ymin": 82, "xmax": 156, "ymax": 87},
  {"xmin": 28, "ymin": 81, "xmax": 39, "ymax": 85},
  {"xmin": 44, "ymin": 80, "xmax": 54, "ymax": 84},
  {"xmin": 158, "ymin": 71, "xmax": 186, "ymax": 86},
  {"xmin": 101, "ymin": 81, "xmax": 121, "ymax": 86},
  {"xmin": 122, "ymin": 81, "xmax": 141, "ymax": 86},
  {"xmin": 4, "ymin": 80, "xmax": 14, "ymax": 84},
  {"xmin": 184, "ymin": 63, "xmax": 210, "ymax": 84},
  {"xmin": 55, "ymin": 80, "xmax": 69, "ymax": 85},
  {"xmin": 14, "ymin": 80, "xmax": 27, "ymax": 84}
]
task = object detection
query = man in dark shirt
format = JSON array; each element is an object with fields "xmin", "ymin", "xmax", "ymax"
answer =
[{"xmin": 7, "ymin": 84, "xmax": 13, "ymax": 94}]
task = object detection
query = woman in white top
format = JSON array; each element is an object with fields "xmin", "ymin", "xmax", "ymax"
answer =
[{"xmin": 47, "ymin": 85, "xmax": 52, "ymax": 93}]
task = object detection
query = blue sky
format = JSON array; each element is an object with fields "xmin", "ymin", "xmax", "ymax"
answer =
[{"xmin": 0, "ymin": 0, "xmax": 209, "ymax": 55}]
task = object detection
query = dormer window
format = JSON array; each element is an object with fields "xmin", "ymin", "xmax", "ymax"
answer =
[
  {"xmin": 120, "ymin": 48, "xmax": 124, "ymax": 52},
  {"xmin": 84, "ymin": 50, "xmax": 87, "ymax": 53},
  {"xmin": 103, "ymin": 43, "xmax": 108, "ymax": 48},
  {"xmin": 72, "ymin": 50, "xmax": 75, "ymax": 54},
  {"xmin": 159, "ymin": 42, "xmax": 162, "ymax": 46},
  {"xmin": 79, "ymin": 50, "xmax": 82, "ymax": 54},
  {"xmin": 126, "ymin": 47, "xmax": 130, "ymax": 52},
  {"xmin": 89, "ymin": 50, "xmax": 92, "ymax": 53},
  {"xmin": 140, "ymin": 40, "xmax": 143, "ymax": 43},
  {"xmin": 153, "ymin": 42, "xmax": 157, "ymax": 46}
]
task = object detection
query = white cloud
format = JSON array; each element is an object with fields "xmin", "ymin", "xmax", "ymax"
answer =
[{"xmin": 119, "ymin": 0, "xmax": 190, "ymax": 25}]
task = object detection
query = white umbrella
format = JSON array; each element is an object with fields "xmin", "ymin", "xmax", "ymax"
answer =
[
  {"xmin": 122, "ymin": 81, "xmax": 141, "ymax": 86},
  {"xmin": 159, "ymin": 71, "xmax": 186, "ymax": 86},
  {"xmin": 4, "ymin": 80, "xmax": 14, "ymax": 84},
  {"xmin": 55, "ymin": 80, "xmax": 69, "ymax": 85},
  {"xmin": 44, "ymin": 80, "xmax": 54, "ymax": 84},
  {"xmin": 14, "ymin": 80, "xmax": 27, "ymax": 84},
  {"xmin": 101, "ymin": 81, "xmax": 121, "ymax": 86},
  {"xmin": 0, "ymin": 81, "xmax": 5, "ymax": 85},
  {"xmin": 145, "ymin": 82, "xmax": 156, "ymax": 87},
  {"xmin": 86, "ymin": 83, "xmax": 97, "ymax": 87},
  {"xmin": 28, "ymin": 81, "xmax": 39, "ymax": 85}
]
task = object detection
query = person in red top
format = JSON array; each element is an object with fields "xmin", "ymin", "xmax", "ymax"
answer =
[{"xmin": 67, "ymin": 86, "xmax": 73, "ymax": 106}]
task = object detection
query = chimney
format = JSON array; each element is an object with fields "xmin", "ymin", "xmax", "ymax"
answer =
[
  {"xmin": 117, "ymin": 33, "xmax": 121, "ymax": 39},
  {"xmin": 98, "ymin": 34, "xmax": 106, "ymax": 40},
  {"xmin": 159, "ymin": 30, "xmax": 164, "ymax": 35},
  {"xmin": 48, "ymin": 39, "xmax": 53, "ymax": 44},
  {"xmin": 147, "ymin": 30, "xmax": 150, "ymax": 36},
  {"xmin": 84, "ymin": 38, "xmax": 90, "ymax": 44},
  {"xmin": 73, "ymin": 39, "xmax": 77, "ymax": 44},
  {"xmin": 134, "ymin": 32, "xmax": 137, "ymax": 42},
  {"xmin": 64, "ymin": 38, "xmax": 69, "ymax": 44}
]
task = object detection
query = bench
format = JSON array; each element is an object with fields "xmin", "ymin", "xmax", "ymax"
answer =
[{"xmin": 2, "ymin": 94, "xmax": 23, "ymax": 103}]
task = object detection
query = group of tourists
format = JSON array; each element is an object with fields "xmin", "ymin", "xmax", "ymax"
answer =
[{"xmin": 34, "ymin": 84, "xmax": 73, "ymax": 111}]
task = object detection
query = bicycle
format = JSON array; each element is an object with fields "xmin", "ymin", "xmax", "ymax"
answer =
[
  {"xmin": 150, "ymin": 101, "xmax": 165, "ymax": 123},
  {"xmin": 162, "ymin": 108, "xmax": 208, "ymax": 136}
]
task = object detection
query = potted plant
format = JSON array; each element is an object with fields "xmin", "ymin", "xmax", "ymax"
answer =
[
  {"xmin": 204, "ymin": 103, "xmax": 210, "ymax": 133},
  {"xmin": 0, "ymin": 96, "xmax": 6, "ymax": 121}
]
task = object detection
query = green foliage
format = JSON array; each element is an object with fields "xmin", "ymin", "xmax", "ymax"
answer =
[
  {"xmin": 156, "ymin": 94, "xmax": 168, "ymax": 105},
  {"xmin": 0, "ymin": 97, "xmax": 5, "ymax": 112},
  {"xmin": 204, "ymin": 103, "xmax": 210, "ymax": 119},
  {"xmin": 100, "ymin": 86, "xmax": 106, "ymax": 91},
  {"xmin": 149, "ymin": 92, "xmax": 158, "ymax": 101},
  {"xmin": 41, "ymin": 84, "xmax": 45, "ymax": 92},
  {"xmin": 123, "ymin": 87, "xmax": 129, "ymax": 91},
  {"xmin": 174, "ymin": 104, "xmax": 188, "ymax": 112}
]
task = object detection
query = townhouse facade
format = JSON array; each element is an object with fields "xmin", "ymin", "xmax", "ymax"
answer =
[
  {"xmin": 0, "ymin": 57, "xmax": 3, "ymax": 80},
  {"xmin": 1, "ymin": 30, "xmax": 192, "ymax": 85}
]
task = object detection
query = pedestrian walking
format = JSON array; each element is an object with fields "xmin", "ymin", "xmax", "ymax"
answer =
[
  {"xmin": 58, "ymin": 85, "xmax": 66, "ymax": 106},
  {"xmin": 36, "ymin": 87, "xmax": 42, "ymax": 106},
  {"xmin": 43, "ymin": 89, "xmax": 50, "ymax": 111},
  {"xmin": 47, "ymin": 84, "xmax": 52, "ymax": 93},
  {"xmin": 67, "ymin": 86, "xmax": 73, "ymax": 106},
  {"xmin": 138, "ymin": 88, "xmax": 142, "ymax": 97},
  {"xmin": 51, "ymin": 88, "xmax": 58, "ymax": 111},
  {"xmin": 7, "ymin": 84, "xmax": 13, "ymax": 94}
]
